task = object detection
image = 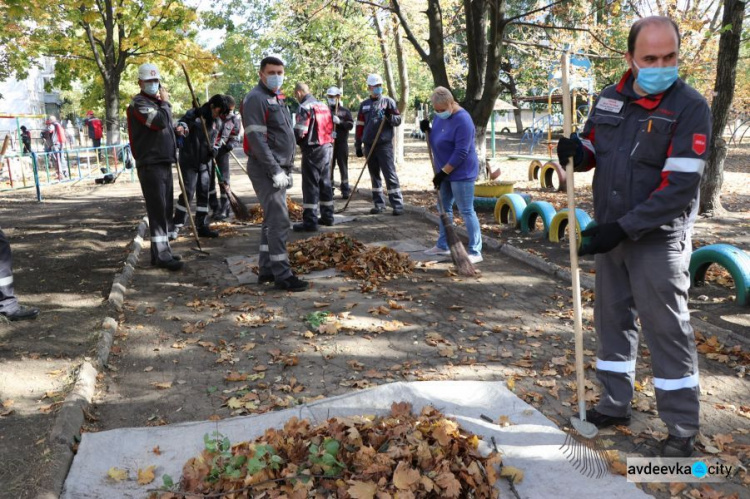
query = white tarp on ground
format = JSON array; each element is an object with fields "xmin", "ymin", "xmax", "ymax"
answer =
[{"xmin": 62, "ymin": 381, "xmax": 647, "ymax": 498}]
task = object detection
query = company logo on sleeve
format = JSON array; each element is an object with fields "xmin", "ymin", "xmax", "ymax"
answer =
[{"xmin": 692, "ymin": 134, "xmax": 707, "ymax": 155}]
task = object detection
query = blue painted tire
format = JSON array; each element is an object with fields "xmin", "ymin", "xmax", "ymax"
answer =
[
  {"xmin": 548, "ymin": 209, "xmax": 592, "ymax": 249},
  {"xmin": 474, "ymin": 196, "xmax": 498, "ymax": 212},
  {"xmin": 494, "ymin": 193, "xmax": 528, "ymax": 226},
  {"xmin": 689, "ymin": 244, "xmax": 750, "ymax": 305},
  {"xmin": 520, "ymin": 201, "xmax": 557, "ymax": 235},
  {"xmin": 519, "ymin": 193, "xmax": 533, "ymax": 205}
]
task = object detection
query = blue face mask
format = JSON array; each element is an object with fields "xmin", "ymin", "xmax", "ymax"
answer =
[
  {"xmin": 435, "ymin": 110, "xmax": 452, "ymax": 120},
  {"xmin": 371, "ymin": 86, "xmax": 383, "ymax": 96},
  {"xmin": 633, "ymin": 61, "xmax": 678, "ymax": 95},
  {"xmin": 143, "ymin": 82, "xmax": 159, "ymax": 96},
  {"xmin": 265, "ymin": 74, "xmax": 284, "ymax": 92}
]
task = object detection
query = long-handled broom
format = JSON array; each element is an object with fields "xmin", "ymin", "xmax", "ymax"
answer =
[
  {"xmin": 173, "ymin": 160, "xmax": 208, "ymax": 256},
  {"xmin": 180, "ymin": 63, "xmax": 251, "ymax": 221},
  {"xmin": 336, "ymin": 117, "xmax": 387, "ymax": 214},
  {"xmin": 425, "ymin": 130, "xmax": 476, "ymax": 277},
  {"xmin": 558, "ymin": 51, "xmax": 611, "ymax": 479}
]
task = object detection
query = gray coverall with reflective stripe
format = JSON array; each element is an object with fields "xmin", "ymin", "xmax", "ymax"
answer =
[
  {"xmin": 576, "ymin": 70, "xmax": 711, "ymax": 437},
  {"xmin": 241, "ymin": 82, "xmax": 296, "ymax": 280}
]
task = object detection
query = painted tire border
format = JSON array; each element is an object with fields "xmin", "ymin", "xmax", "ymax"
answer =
[
  {"xmin": 548, "ymin": 208, "xmax": 593, "ymax": 249},
  {"xmin": 528, "ymin": 159, "xmax": 543, "ymax": 181},
  {"xmin": 494, "ymin": 193, "xmax": 528, "ymax": 227},
  {"xmin": 540, "ymin": 161, "xmax": 567, "ymax": 191},
  {"xmin": 520, "ymin": 200, "xmax": 557, "ymax": 235},
  {"xmin": 689, "ymin": 243, "xmax": 750, "ymax": 305}
]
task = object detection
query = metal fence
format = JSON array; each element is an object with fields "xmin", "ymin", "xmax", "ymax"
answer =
[{"xmin": 0, "ymin": 144, "xmax": 135, "ymax": 201}]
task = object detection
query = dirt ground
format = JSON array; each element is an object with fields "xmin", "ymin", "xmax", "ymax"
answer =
[{"xmin": 0, "ymin": 133, "xmax": 748, "ymax": 499}]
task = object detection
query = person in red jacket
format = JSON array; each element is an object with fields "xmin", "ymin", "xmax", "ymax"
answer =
[{"xmin": 84, "ymin": 111, "xmax": 103, "ymax": 149}]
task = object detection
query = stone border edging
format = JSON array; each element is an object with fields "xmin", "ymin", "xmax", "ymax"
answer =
[
  {"xmin": 108, "ymin": 216, "xmax": 148, "ymax": 311},
  {"xmin": 38, "ymin": 216, "xmax": 146, "ymax": 498},
  {"xmin": 403, "ymin": 204, "xmax": 748, "ymax": 348}
]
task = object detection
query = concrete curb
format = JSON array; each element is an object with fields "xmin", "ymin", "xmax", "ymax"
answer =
[
  {"xmin": 37, "ymin": 216, "xmax": 145, "ymax": 498},
  {"xmin": 403, "ymin": 203, "xmax": 747, "ymax": 348},
  {"xmin": 108, "ymin": 216, "xmax": 148, "ymax": 312}
]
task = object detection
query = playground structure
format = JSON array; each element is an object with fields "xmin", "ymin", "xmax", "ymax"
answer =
[{"xmin": 517, "ymin": 54, "xmax": 595, "ymax": 155}]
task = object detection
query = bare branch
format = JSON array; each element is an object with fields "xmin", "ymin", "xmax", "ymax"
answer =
[{"xmin": 505, "ymin": 0, "xmax": 569, "ymax": 24}]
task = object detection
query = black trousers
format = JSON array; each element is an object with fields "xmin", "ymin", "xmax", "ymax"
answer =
[
  {"xmin": 332, "ymin": 137, "xmax": 349, "ymax": 193},
  {"xmin": 209, "ymin": 153, "xmax": 230, "ymax": 216},
  {"xmin": 137, "ymin": 163, "xmax": 176, "ymax": 264},
  {"xmin": 174, "ymin": 161, "xmax": 211, "ymax": 229},
  {"xmin": 0, "ymin": 228, "xmax": 19, "ymax": 314},
  {"xmin": 301, "ymin": 144, "xmax": 334, "ymax": 227}
]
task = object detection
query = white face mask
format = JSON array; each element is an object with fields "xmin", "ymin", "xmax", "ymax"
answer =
[
  {"xmin": 143, "ymin": 81, "xmax": 159, "ymax": 96},
  {"xmin": 327, "ymin": 98, "xmax": 337, "ymax": 106}
]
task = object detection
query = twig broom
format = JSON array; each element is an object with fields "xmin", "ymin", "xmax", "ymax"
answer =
[
  {"xmin": 425, "ymin": 130, "xmax": 476, "ymax": 277},
  {"xmin": 558, "ymin": 51, "xmax": 611, "ymax": 479},
  {"xmin": 181, "ymin": 63, "xmax": 251, "ymax": 221},
  {"xmin": 336, "ymin": 117, "xmax": 386, "ymax": 214}
]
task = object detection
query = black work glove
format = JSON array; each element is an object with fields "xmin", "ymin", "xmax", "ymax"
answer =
[
  {"xmin": 556, "ymin": 134, "xmax": 584, "ymax": 167},
  {"xmin": 209, "ymin": 147, "xmax": 219, "ymax": 159},
  {"xmin": 432, "ymin": 170, "xmax": 449, "ymax": 189},
  {"xmin": 579, "ymin": 222, "xmax": 627, "ymax": 256},
  {"xmin": 355, "ymin": 144, "xmax": 364, "ymax": 158},
  {"xmin": 420, "ymin": 119, "xmax": 431, "ymax": 133}
]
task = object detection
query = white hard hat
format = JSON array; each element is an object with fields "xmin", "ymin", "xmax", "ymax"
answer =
[
  {"xmin": 326, "ymin": 86, "xmax": 342, "ymax": 96},
  {"xmin": 366, "ymin": 74, "xmax": 383, "ymax": 86},
  {"xmin": 138, "ymin": 63, "xmax": 161, "ymax": 81},
  {"xmin": 48, "ymin": 115, "xmax": 57, "ymax": 122}
]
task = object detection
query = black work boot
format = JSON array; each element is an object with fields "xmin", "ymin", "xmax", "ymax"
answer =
[
  {"xmin": 369, "ymin": 206, "xmax": 385, "ymax": 215},
  {"xmin": 257, "ymin": 273, "xmax": 275, "ymax": 284},
  {"xmin": 585, "ymin": 408, "xmax": 631, "ymax": 428},
  {"xmin": 1, "ymin": 305, "xmax": 40, "ymax": 322},
  {"xmin": 197, "ymin": 226, "xmax": 219, "ymax": 238},
  {"xmin": 274, "ymin": 275, "xmax": 309, "ymax": 292},
  {"xmin": 156, "ymin": 258, "xmax": 184, "ymax": 271},
  {"xmin": 317, "ymin": 217, "xmax": 334, "ymax": 226},
  {"xmin": 661, "ymin": 435, "xmax": 695, "ymax": 458}
]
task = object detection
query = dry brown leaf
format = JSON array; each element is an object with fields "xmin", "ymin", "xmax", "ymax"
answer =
[
  {"xmin": 348, "ymin": 480, "xmax": 378, "ymax": 499},
  {"xmin": 137, "ymin": 465, "xmax": 156, "ymax": 485},
  {"xmin": 500, "ymin": 465, "xmax": 524, "ymax": 484},
  {"xmin": 107, "ymin": 467, "xmax": 128, "ymax": 482},
  {"xmin": 435, "ymin": 471, "xmax": 462, "ymax": 497},
  {"xmin": 392, "ymin": 461, "xmax": 420, "ymax": 490},
  {"xmin": 151, "ymin": 382, "xmax": 172, "ymax": 390}
]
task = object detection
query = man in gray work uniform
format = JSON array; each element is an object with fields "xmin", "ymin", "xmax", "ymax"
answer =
[
  {"xmin": 241, "ymin": 55, "xmax": 308, "ymax": 292},
  {"xmin": 557, "ymin": 16, "xmax": 711, "ymax": 458}
]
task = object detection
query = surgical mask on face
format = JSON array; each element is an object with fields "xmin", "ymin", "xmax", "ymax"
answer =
[
  {"xmin": 143, "ymin": 82, "xmax": 159, "ymax": 96},
  {"xmin": 327, "ymin": 98, "xmax": 337, "ymax": 106},
  {"xmin": 632, "ymin": 60, "xmax": 678, "ymax": 95},
  {"xmin": 435, "ymin": 110, "xmax": 452, "ymax": 120},
  {"xmin": 372, "ymin": 86, "xmax": 383, "ymax": 96},
  {"xmin": 264, "ymin": 74, "xmax": 284, "ymax": 92}
]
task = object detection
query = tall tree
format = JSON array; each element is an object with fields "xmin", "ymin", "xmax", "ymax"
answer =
[
  {"xmin": 701, "ymin": 0, "xmax": 747, "ymax": 215},
  {"xmin": 3, "ymin": 0, "xmax": 216, "ymax": 144}
]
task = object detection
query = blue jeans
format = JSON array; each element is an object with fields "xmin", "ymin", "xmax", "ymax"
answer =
[{"xmin": 436, "ymin": 180, "xmax": 482, "ymax": 256}]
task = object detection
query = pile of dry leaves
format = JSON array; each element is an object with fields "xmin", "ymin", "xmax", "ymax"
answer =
[
  {"xmin": 288, "ymin": 233, "xmax": 414, "ymax": 285},
  {"xmin": 249, "ymin": 197, "xmax": 304, "ymax": 224},
  {"xmin": 155, "ymin": 402, "xmax": 503, "ymax": 498}
]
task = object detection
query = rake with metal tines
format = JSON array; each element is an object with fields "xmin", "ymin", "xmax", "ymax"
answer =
[{"xmin": 557, "ymin": 51, "xmax": 611, "ymax": 479}]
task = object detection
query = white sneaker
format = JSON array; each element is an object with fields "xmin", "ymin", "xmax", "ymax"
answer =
[
  {"xmin": 424, "ymin": 245, "xmax": 451, "ymax": 256},
  {"xmin": 468, "ymin": 254, "xmax": 483, "ymax": 264}
]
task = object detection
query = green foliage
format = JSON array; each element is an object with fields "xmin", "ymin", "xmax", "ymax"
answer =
[
  {"xmin": 305, "ymin": 311, "xmax": 330, "ymax": 330},
  {"xmin": 308, "ymin": 437, "xmax": 344, "ymax": 477}
]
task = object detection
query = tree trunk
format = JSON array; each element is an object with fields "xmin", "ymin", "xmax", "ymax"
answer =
[
  {"xmin": 373, "ymin": 9, "xmax": 396, "ymax": 97},
  {"xmin": 700, "ymin": 0, "xmax": 745, "ymax": 215},
  {"xmin": 392, "ymin": 12, "xmax": 409, "ymax": 166},
  {"xmin": 103, "ymin": 75, "xmax": 121, "ymax": 145}
]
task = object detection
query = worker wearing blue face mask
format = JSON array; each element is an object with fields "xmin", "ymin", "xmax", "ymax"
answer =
[
  {"xmin": 241, "ymin": 55, "xmax": 308, "ymax": 292},
  {"xmin": 354, "ymin": 74, "xmax": 404, "ymax": 216},
  {"xmin": 556, "ymin": 17, "xmax": 711, "ymax": 458}
]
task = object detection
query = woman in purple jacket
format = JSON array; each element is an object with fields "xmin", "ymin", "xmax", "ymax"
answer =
[{"xmin": 420, "ymin": 87, "xmax": 482, "ymax": 263}]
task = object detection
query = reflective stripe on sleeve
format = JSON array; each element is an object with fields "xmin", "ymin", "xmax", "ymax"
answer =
[
  {"xmin": 294, "ymin": 124, "xmax": 308, "ymax": 130},
  {"xmin": 581, "ymin": 138, "xmax": 595, "ymax": 155},
  {"xmin": 259, "ymin": 244, "xmax": 269, "ymax": 252},
  {"xmin": 246, "ymin": 125, "xmax": 268, "ymax": 133},
  {"xmin": 269, "ymin": 253, "xmax": 288, "ymax": 262},
  {"xmin": 654, "ymin": 372, "xmax": 699, "ymax": 391},
  {"xmin": 596, "ymin": 358, "xmax": 636, "ymax": 374},
  {"xmin": 0, "ymin": 275, "xmax": 13, "ymax": 287},
  {"xmin": 664, "ymin": 157, "xmax": 705, "ymax": 175},
  {"xmin": 151, "ymin": 236, "xmax": 169, "ymax": 243},
  {"xmin": 356, "ymin": 121, "xmax": 365, "ymax": 126},
  {"xmin": 175, "ymin": 204, "xmax": 187, "ymax": 212},
  {"xmin": 196, "ymin": 206, "xmax": 209, "ymax": 213}
]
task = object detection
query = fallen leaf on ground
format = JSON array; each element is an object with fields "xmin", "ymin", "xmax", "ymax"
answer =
[
  {"xmin": 137, "ymin": 465, "xmax": 156, "ymax": 485},
  {"xmin": 107, "ymin": 467, "xmax": 128, "ymax": 482}
]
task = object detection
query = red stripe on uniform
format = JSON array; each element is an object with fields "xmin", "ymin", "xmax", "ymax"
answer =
[{"xmin": 652, "ymin": 171, "xmax": 671, "ymax": 197}]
